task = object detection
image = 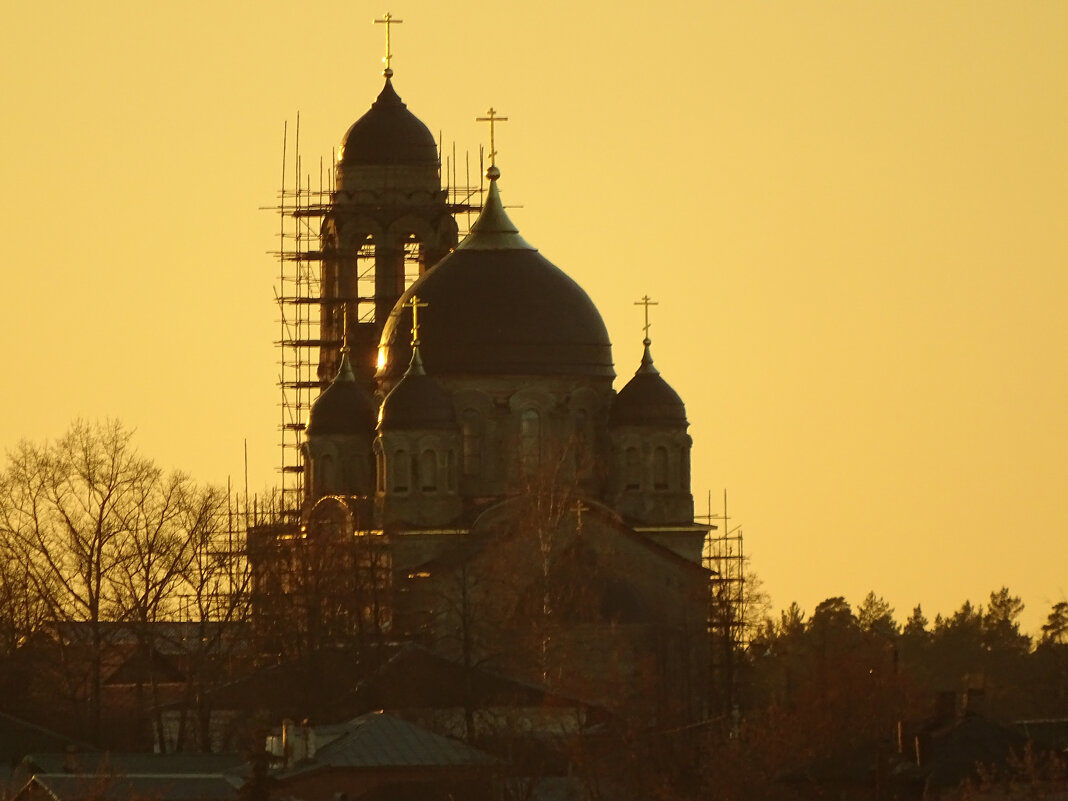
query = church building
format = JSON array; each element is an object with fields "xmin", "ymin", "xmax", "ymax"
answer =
[{"xmin": 248, "ymin": 44, "xmax": 711, "ymax": 727}]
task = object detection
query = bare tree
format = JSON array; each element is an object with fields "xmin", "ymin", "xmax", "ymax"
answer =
[{"xmin": 0, "ymin": 420, "xmax": 222, "ymax": 745}]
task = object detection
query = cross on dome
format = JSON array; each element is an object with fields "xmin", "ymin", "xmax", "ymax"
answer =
[
  {"xmin": 476, "ymin": 107, "xmax": 509, "ymax": 174},
  {"xmin": 374, "ymin": 12, "xmax": 403, "ymax": 76},
  {"xmin": 634, "ymin": 294, "xmax": 659, "ymax": 343},
  {"xmin": 405, "ymin": 294, "xmax": 428, "ymax": 347}
]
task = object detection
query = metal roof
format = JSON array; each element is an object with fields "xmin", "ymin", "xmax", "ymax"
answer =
[{"xmin": 299, "ymin": 712, "xmax": 498, "ymax": 770}]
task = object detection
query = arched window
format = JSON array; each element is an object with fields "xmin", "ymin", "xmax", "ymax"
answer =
[
  {"xmin": 393, "ymin": 449, "xmax": 410, "ymax": 493},
  {"xmin": 624, "ymin": 447, "xmax": 641, "ymax": 491},
  {"xmin": 420, "ymin": 450, "xmax": 437, "ymax": 492},
  {"xmin": 461, "ymin": 409, "xmax": 482, "ymax": 476},
  {"xmin": 375, "ymin": 448, "xmax": 385, "ymax": 493},
  {"xmin": 653, "ymin": 447, "xmax": 669, "ymax": 490},
  {"xmin": 519, "ymin": 409, "xmax": 541, "ymax": 474}
]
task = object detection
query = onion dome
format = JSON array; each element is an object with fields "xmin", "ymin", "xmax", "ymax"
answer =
[
  {"xmin": 338, "ymin": 77, "xmax": 438, "ymax": 167},
  {"xmin": 378, "ymin": 347, "xmax": 455, "ymax": 430},
  {"xmin": 611, "ymin": 339, "xmax": 687, "ymax": 426},
  {"xmin": 306, "ymin": 351, "xmax": 377, "ymax": 436},
  {"xmin": 376, "ymin": 170, "xmax": 614, "ymax": 380}
]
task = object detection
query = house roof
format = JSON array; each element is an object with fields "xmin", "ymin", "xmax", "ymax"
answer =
[
  {"xmin": 276, "ymin": 712, "xmax": 497, "ymax": 778},
  {"xmin": 20, "ymin": 752, "xmax": 247, "ymax": 778},
  {"xmin": 18, "ymin": 774, "xmax": 240, "ymax": 801}
]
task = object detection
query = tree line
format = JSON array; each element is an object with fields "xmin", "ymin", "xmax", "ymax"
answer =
[{"xmin": 693, "ymin": 588, "xmax": 1068, "ymax": 799}]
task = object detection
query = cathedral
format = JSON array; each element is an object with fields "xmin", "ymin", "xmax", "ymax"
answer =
[{"xmin": 248, "ymin": 48, "xmax": 712, "ymax": 727}]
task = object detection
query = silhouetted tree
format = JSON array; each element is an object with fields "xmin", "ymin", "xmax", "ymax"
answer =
[
  {"xmin": 857, "ymin": 591, "xmax": 899, "ymax": 638},
  {"xmin": 1040, "ymin": 601, "xmax": 1068, "ymax": 646}
]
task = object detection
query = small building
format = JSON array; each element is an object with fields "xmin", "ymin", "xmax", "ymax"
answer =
[{"xmin": 267, "ymin": 712, "xmax": 499, "ymax": 801}]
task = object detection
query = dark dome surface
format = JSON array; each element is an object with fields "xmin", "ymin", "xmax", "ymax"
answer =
[
  {"xmin": 611, "ymin": 343, "xmax": 687, "ymax": 426},
  {"xmin": 339, "ymin": 78, "xmax": 438, "ymax": 167},
  {"xmin": 307, "ymin": 354, "xmax": 378, "ymax": 436},
  {"xmin": 379, "ymin": 351, "xmax": 456, "ymax": 430},
  {"xmin": 377, "ymin": 180, "xmax": 614, "ymax": 380}
]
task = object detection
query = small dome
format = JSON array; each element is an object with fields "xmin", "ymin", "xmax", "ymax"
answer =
[
  {"xmin": 378, "ymin": 349, "xmax": 456, "ymax": 430},
  {"xmin": 377, "ymin": 177, "xmax": 614, "ymax": 380},
  {"xmin": 611, "ymin": 341, "xmax": 687, "ymax": 426},
  {"xmin": 307, "ymin": 352, "xmax": 377, "ymax": 436},
  {"xmin": 338, "ymin": 78, "xmax": 438, "ymax": 167}
]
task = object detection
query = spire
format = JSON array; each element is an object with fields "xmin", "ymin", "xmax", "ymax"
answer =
[
  {"xmin": 457, "ymin": 108, "xmax": 534, "ymax": 252},
  {"xmin": 335, "ymin": 349, "xmax": 357, "ymax": 382},
  {"xmin": 637, "ymin": 338, "xmax": 660, "ymax": 376}
]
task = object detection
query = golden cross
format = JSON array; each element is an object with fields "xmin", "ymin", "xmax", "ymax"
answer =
[
  {"xmin": 405, "ymin": 294, "xmax": 428, "ymax": 346},
  {"xmin": 634, "ymin": 294, "xmax": 658, "ymax": 340},
  {"xmin": 572, "ymin": 499, "xmax": 590, "ymax": 534},
  {"xmin": 341, "ymin": 300, "xmax": 350, "ymax": 352},
  {"xmin": 374, "ymin": 12, "xmax": 403, "ymax": 74},
  {"xmin": 476, "ymin": 108, "xmax": 509, "ymax": 167}
]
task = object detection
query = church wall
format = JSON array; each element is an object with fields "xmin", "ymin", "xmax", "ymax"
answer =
[
  {"xmin": 441, "ymin": 375, "xmax": 614, "ymax": 503},
  {"xmin": 609, "ymin": 425, "xmax": 694, "ymax": 525},
  {"xmin": 403, "ymin": 503, "xmax": 709, "ymax": 723},
  {"xmin": 303, "ymin": 434, "xmax": 374, "ymax": 500},
  {"xmin": 375, "ymin": 430, "xmax": 461, "ymax": 527}
]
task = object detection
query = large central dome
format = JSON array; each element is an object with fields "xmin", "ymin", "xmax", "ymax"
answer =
[{"xmin": 377, "ymin": 177, "xmax": 614, "ymax": 381}]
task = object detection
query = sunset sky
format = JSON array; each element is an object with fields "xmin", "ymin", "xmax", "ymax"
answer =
[{"xmin": 3, "ymin": 2, "xmax": 1066, "ymax": 634}]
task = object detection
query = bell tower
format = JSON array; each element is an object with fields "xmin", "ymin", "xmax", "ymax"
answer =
[{"xmin": 318, "ymin": 15, "xmax": 457, "ymax": 388}]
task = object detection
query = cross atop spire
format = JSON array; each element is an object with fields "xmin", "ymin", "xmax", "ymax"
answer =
[
  {"xmin": 634, "ymin": 294, "xmax": 659, "ymax": 343},
  {"xmin": 341, "ymin": 301, "xmax": 351, "ymax": 353},
  {"xmin": 405, "ymin": 294, "xmax": 428, "ymax": 347},
  {"xmin": 375, "ymin": 12, "xmax": 403, "ymax": 76},
  {"xmin": 476, "ymin": 108, "xmax": 509, "ymax": 171}
]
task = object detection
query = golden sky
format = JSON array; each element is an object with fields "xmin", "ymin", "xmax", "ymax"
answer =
[{"xmin": 2, "ymin": 1, "xmax": 1066, "ymax": 634}]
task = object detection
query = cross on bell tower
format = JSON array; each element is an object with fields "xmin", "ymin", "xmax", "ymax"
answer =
[{"xmin": 374, "ymin": 12, "xmax": 403, "ymax": 76}]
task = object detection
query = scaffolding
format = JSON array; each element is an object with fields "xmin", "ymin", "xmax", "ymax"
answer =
[
  {"xmin": 172, "ymin": 480, "xmax": 293, "ymax": 623},
  {"xmin": 272, "ymin": 117, "xmax": 482, "ymax": 516},
  {"xmin": 700, "ymin": 490, "xmax": 747, "ymax": 720}
]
